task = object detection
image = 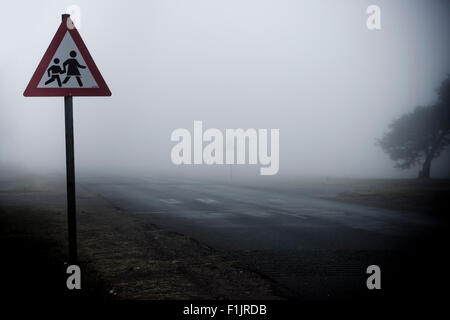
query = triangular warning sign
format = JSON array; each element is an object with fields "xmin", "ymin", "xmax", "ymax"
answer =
[{"xmin": 24, "ymin": 16, "xmax": 111, "ymax": 97}]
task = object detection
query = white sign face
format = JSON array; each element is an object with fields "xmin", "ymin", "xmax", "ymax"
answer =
[{"xmin": 37, "ymin": 32, "xmax": 98, "ymax": 88}]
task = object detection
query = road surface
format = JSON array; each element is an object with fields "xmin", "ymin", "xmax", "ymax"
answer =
[{"xmin": 79, "ymin": 175, "xmax": 441, "ymax": 299}]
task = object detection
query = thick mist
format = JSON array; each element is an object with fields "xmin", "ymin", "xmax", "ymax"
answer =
[{"xmin": 1, "ymin": 0, "xmax": 449, "ymax": 179}]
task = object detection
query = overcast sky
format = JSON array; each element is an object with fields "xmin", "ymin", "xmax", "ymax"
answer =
[{"xmin": 1, "ymin": 0, "xmax": 449, "ymax": 179}]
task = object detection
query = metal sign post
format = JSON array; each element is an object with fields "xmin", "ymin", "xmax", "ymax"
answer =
[{"xmin": 64, "ymin": 95, "xmax": 77, "ymax": 263}]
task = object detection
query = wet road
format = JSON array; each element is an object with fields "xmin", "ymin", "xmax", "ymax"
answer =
[{"xmin": 79, "ymin": 175, "xmax": 439, "ymax": 299}]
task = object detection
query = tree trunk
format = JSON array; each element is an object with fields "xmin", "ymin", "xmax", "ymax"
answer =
[{"xmin": 418, "ymin": 155, "xmax": 432, "ymax": 179}]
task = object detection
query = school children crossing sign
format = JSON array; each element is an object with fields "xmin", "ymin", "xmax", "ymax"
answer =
[
  {"xmin": 24, "ymin": 14, "xmax": 111, "ymax": 96},
  {"xmin": 24, "ymin": 14, "xmax": 111, "ymax": 264}
]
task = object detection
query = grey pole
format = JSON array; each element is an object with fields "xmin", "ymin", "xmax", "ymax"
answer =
[
  {"xmin": 64, "ymin": 95, "xmax": 77, "ymax": 264},
  {"xmin": 63, "ymin": 12, "xmax": 77, "ymax": 264}
]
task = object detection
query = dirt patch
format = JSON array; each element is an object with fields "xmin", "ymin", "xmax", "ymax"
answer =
[{"xmin": 0, "ymin": 177, "xmax": 279, "ymax": 300}]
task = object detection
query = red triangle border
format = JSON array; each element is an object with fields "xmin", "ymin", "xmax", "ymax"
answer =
[{"xmin": 24, "ymin": 16, "xmax": 111, "ymax": 97}]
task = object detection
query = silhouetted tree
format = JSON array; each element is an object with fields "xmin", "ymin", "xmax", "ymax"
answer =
[{"xmin": 379, "ymin": 75, "xmax": 450, "ymax": 179}]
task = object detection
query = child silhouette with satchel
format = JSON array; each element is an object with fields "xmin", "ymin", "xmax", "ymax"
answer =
[{"xmin": 45, "ymin": 58, "xmax": 63, "ymax": 87}]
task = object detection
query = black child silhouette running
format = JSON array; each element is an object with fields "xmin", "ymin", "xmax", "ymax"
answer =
[
  {"xmin": 62, "ymin": 51, "xmax": 86, "ymax": 87},
  {"xmin": 45, "ymin": 58, "xmax": 63, "ymax": 87}
]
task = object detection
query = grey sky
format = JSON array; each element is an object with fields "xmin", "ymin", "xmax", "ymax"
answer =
[{"xmin": 1, "ymin": 0, "xmax": 449, "ymax": 179}]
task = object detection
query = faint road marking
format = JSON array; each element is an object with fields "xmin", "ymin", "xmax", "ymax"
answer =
[
  {"xmin": 196, "ymin": 198, "xmax": 219, "ymax": 204},
  {"xmin": 160, "ymin": 198, "xmax": 182, "ymax": 205}
]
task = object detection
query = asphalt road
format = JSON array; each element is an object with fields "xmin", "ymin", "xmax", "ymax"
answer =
[{"xmin": 79, "ymin": 175, "xmax": 442, "ymax": 299}]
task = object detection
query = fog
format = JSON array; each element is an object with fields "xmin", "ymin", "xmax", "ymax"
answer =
[{"xmin": 1, "ymin": 0, "xmax": 449, "ymax": 180}]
